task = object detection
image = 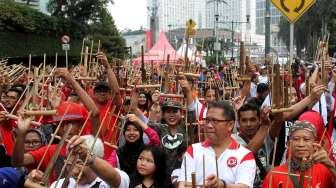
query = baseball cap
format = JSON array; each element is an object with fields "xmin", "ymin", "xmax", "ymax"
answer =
[
  {"xmin": 52, "ymin": 102, "xmax": 87, "ymax": 123},
  {"xmin": 94, "ymin": 81, "xmax": 110, "ymax": 92}
]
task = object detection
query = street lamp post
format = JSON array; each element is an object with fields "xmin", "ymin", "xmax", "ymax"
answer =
[
  {"xmin": 168, "ymin": 24, "xmax": 172, "ymax": 44},
  {"xmin": 207, "ymin": 0, "xmax": 227, "ymax": 65},
  {"xmin": 219, "ymin": 15, "xmax": 250, "ymax": 60}
]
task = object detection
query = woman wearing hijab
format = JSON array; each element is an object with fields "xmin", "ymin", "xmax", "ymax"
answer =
[{"xmin": 107, "ymin": 114, "xmax": 160, "ymax": 175}]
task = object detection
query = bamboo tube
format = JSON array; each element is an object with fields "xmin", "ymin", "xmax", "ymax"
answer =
[
  {"xmin": 269, "ymin": 137, "xmax": 278, "ymax": 187},
  {"xmin": 178, "ymin": 72, "xmax": 200, "ymax": 78},
  {"xmin": 55, "ymin": 53, "xmax": 58, "ymax": 68},
  {"xmin": 160, "ymin": 93, "xmax": 184, "ymax": 98},
  {"xmin": 129, "ymin": 84, "xmax": 161, "ymax": 88},
  {"xmin": 236, "ymin": 77, "xmax": 251, "ymax": 81},
  {"xmin": 215, "ymin": 156, "xmax": 219, "ymax": 188},
  {"xmin": 23, "ymin": 110, "xmax": 57, "ymax": 116},
  {"xmin": 271, "ymin": 171, "xmax": 311, "ymax": 179},
  {"xmin": 97, "ymin": 40, "xmax": 101, "ymax": 53},
  {"xmin": 54, "ymin": 112, "xmax": 92, "ymax": 188},
  {"xmin": 271, "ymin": 108, "xmax": 293, "ymax": 114},
  {"xmin": 76, "ymin": 76, "xmax": 97, "ymax": 81},
  {"xmin": 28, "ymin": 54, "xmax": 31, "ymax": 81},
  {"xmin": 5, "ymin": 114, "xmax": 41, "ymax": 126},
  {"xmin": 239, "ymin": 42, "xmax": 245, "ymax": 76},
  {"xmin": 80, "ymin": 38, "xmax": 85, "ymax": 65},
  {"xmin": 184, "ymin": 156, "xmax": 187, "ymax": 184},
  {"xmin": 84, "ymin": 46, "xmax": 89, "ymax": 76},
  {"xmin": 89, "ymin": 41, "xmax": 94, "ymax": 65},
  {"xmin": 191, "ymin": 172, "xmax": 196, "ymax": 188},
  {"xmin": 119, "ymin": 88, "xmax": 132, "ymax": 92}
]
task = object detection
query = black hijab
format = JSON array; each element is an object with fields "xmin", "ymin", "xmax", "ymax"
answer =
[{"xmin": 117, "ymin": 121, "xmax": 144, "ymax": 175}]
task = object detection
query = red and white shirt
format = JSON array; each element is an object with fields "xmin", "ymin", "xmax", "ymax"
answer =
[{"xmin": 178, "ymin": 139, "xmax": 256, "ymax": 187}]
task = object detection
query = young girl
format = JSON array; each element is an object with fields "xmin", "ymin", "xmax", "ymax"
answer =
[{"xmin": 130, "ymin": 146, "xmax": 168, "ymax": 188}]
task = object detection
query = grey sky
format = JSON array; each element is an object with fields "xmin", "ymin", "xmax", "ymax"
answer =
[{"xmin": 108, "ymin": 0, "xmax": 148, "ymax": 31}]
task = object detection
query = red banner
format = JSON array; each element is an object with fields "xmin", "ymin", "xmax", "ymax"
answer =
[{"xmin": 146, "ymin": 31, "xmax": 151, "ymax": 50}]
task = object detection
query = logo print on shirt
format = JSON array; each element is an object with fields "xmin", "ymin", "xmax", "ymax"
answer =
[{"xmin": 227, "ymin": 156, "xmax": 238, "ymax": 168}]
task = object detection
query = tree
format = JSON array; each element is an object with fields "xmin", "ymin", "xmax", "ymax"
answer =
[
  {"xmin": 48, "ymin": 0, "xmax": 113, "ymax": 23},
  {"xmin": 0, "ymin": 0, "xmax": 125, "ymax": 59},
  {"xmin": 278, "ymin": 0, "xmax": 336, "ymax": 59}
]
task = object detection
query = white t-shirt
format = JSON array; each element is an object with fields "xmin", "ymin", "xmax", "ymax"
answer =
[
  {"xmin": 50, "ymin": 169, "xmax": 129, "ymax": 188},
  {"xmin": 188, "ymin": 98, "xmax": 207, "ymax": 120},
  {"xmin": 258, "ymin": 75, "xmax": 269, "ymax": 84},
  {"xmin": 249, "ymin": 82, "xmax": 257, "ymax": 99},
  {"xmin": 178, "ymin": 139, "xmax": 256, "ymax": 187}
]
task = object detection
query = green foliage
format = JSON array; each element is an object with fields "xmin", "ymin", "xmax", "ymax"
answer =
[
  {"xmin": 0, "ymin": 0, "xmax": 125, "ymax": 59},
  {"xmin": 0, "ymin": 0, "xmax": 75, "ymax": 36},
  {"xmin": 278, "ymin": 0, "xmax": 336, "ymax": 58},
  {"xmin": 0, "ymin": 32, "xmax": 82, "ymax": 57},
  {"xmin": 48, "ymin": 0, "xmax": 112, "ymax": 24}
]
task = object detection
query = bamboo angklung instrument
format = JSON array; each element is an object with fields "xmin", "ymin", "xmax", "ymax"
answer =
[
  {"xmin": 40, "ymin": 125, "xmax": 72, "ymax": 185},
  {"xmin": 271, "ymin": 63, "xmax": 292, "ymax": 114},
  {"xmin": 74, "ymin": 92, "xmax": 120, "ymax": 187},
  {"xmin": 237, "ymin": 42, "xmax": 250, "ymax": 81},
  {"xmin": 164, "ymin": 55, "xmax": 170, "ymax": 92},
  {"xmin": 140, "ymin": 45, "xmax": 146, "ymax": 84},
  {"xmin": 24, "ymin": 102, "xmax": 74, "ymax": 187},
  {"xmin": 53, "ymin": 112, "xmax": 92, "ymax": 188}
]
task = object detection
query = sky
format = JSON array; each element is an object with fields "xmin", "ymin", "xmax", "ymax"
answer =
[{"xmin": 108, "ymin": 0, "xmax": 148, "ymax": 31}]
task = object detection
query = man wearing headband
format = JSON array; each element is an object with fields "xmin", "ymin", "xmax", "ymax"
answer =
[{"xmin": 262, "ymin": 121, "xmax": 336, "ymax": 188}]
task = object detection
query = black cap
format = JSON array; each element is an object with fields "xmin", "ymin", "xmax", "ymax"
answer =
[{"xmin": 94, "ymin": 81, "xmax": 110, "ymax": 91}]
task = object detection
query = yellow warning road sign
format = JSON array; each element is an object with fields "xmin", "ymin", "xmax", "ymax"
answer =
[
  {"xmin": 186, "ymin": 19, "xmax": 196, "ymax": 36},
  {"xmin": 271, "ymin": 0, "xmax": 316, "ymax": 23}
]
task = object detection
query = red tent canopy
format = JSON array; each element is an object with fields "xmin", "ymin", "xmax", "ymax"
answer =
[{"xmin": 133, "ymin": 32, "xmax": 182, "ymax": 66}]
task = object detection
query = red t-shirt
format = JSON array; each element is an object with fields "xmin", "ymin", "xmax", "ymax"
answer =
[
  {"xmin": 293, "ymin": 75, "xmax": 305, "ymax": 100},
  {"xmin": 96, "ymin": 100, "xmax": 118, "ymax": 159},
  {"xmin": 0, "ymin": 119, "xmax": 17, "ymax": 156},
  {"xmin": 29, "ymin": 144, "xmax": 67, "ymax": 184},
  {"xmin": 262, "ymin": 163, "xmax": 335, "ymax": 188}
]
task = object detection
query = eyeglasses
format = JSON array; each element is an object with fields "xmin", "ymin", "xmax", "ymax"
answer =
[
  {"xmin": 24, "ymin": 141, "xmax": 41, "ymax": 146},
  {"xmin": 203, "ymin": 118, "xmax": 232, "ymax": 125}
]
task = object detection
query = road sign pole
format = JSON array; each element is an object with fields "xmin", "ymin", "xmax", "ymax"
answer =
[
  {"xmin": 65, "ymin": 49, "xmax": 68, "ymax": 68},
  {"xmin": 289, "ymin": 23, "xmax": 294, "ymax": 64},
  {"xmin": 265, "ymin": 0, "xmax": 271, "ymax": 57}
]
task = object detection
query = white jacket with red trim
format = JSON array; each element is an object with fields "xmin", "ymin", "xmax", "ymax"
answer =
[{"xmin": 178, "ymin": 139, "xmax": 256, "ymax": 187}]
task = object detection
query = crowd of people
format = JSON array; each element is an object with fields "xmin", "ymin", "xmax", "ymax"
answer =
[{"xmin": 0, "ymin": 52, "xmax": 335, "ymax": 188}]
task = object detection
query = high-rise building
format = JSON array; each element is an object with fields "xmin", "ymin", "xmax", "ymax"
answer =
[
  {"xmin": 147, "ymin": 0, "xmax": 207, "ymax": 31},
  {"xmin": 15, "ymin": 0, "xmax": 50, "ymax": 14},
  {"xmin": 256, "ymin": 0, "xmax": 285, "ymax": 53},
  {"xmin": 205, "ymin": 0, "xmax": 258, "ymax": 43}
]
